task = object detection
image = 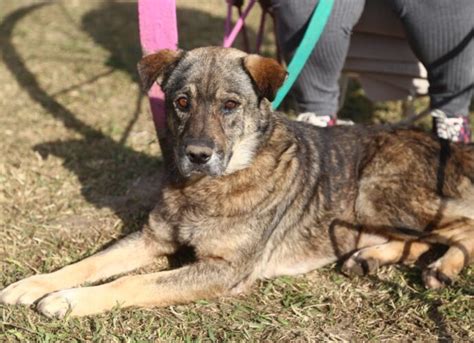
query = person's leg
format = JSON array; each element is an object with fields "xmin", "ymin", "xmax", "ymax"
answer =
[
  {"xmin": 271, "ymin": 0, "xmax": 365, "ymax": 125},
  {"xmin": 388, "ymin": 0, "xmax": 474, "ymax": 143}
]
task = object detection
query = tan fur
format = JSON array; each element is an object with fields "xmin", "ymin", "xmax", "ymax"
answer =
[
  {"xmin": 342, "ymin": 240, "xmax": 432, "ymax": 276},
  {"xmin": 224, "ymin": 132, "xmax": 261, "ymax": 174},
  {"xmin": 36, "ymin": 268, "xmax": 227, "ymax": 318}
]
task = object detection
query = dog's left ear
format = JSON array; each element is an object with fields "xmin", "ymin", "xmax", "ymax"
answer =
[
  {"xmin": 137, "ymin": 49, "xmax": 183, "ymax": 92},
  {"xmin": 243, "ymin": 55, "xmax": 287, "ymax": 101}
]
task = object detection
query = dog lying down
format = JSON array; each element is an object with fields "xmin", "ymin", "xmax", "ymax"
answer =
[{"xmin": 1, "ymin": 47, "xmax": 473, "ymax": 318}]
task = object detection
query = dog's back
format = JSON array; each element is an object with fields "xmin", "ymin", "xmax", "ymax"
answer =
[{"xmin": 255, "ymin": 118, "xmax": 474, "ymax": 289}]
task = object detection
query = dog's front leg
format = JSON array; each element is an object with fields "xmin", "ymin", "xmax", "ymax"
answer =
[
  {"xmin": 36, "ymin": 261, "xmax": 237, "ymax": 318},
  {"xmin": 0, "ymin": 229, "xmax": 174, "ymax": 306}
]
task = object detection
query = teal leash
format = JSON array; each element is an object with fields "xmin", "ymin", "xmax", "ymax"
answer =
[{"xmin": 272, "ymin": 0, "xmax": 334, "ymax": 110}]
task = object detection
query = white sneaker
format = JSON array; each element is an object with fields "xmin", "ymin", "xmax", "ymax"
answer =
[{"xmin": 296, "ymin": 112, "xmax": 354, "ymax": 127}]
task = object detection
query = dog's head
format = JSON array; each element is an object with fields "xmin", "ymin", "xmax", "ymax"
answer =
[{"xmin": 137, "ymin": 47, "xmax": 286, "ymax": 177}]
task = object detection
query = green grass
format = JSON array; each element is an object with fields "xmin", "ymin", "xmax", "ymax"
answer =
[{"xmin": 0, "ymin": 1, "xmax": 473, "ymax": 341}]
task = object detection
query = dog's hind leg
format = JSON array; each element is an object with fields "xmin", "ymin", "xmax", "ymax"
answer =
[
  {"xmin": 341, "ymin": 240, "xmax": 432, "ymax": 276},
  {"xmin": 0, "ymin": 230, "xmax": 170, "ymax": 306},
  {"xmin": 342, "ymin": 220, "xmax": 474, "ymax": 288},
  {"xmin": 422, "ymin": 221, "xmax": 474, "ymax": 289},
  {"xmin": 35, "ymin": 261, "xmax": 236, "ymax": 318}
]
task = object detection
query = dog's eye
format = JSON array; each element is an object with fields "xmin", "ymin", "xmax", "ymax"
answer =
[
  {"xmin": 176, "ymin": 96, "xmax": 190, "ymax": 111},
  {"xmin": 223, "ymin": 100, "xmax": 239, "ymax": 113}
]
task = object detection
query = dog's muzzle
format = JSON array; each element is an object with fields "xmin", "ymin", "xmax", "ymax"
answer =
[
  {"xmin": 178, "ymin": 139, "xmax": 225, "ymax": 177},
  {"xmin": 185, "ymin": 140, "xmax": 213, "ymax": 165}
]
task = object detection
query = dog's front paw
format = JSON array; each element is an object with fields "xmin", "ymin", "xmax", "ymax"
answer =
[
  {"xmin": 37, "ymin": 287, "xmax": 110, "ymax": 318},
  {"xmin": 37, "ymin": 289, "xmax": 78, "ymax": 318},
  {"xmin": 0, "ymin": 275, "xmax": 55, "ymax": 306}
]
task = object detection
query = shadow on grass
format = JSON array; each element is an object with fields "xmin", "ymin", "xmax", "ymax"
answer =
[
  {"xmin": 366, "ymin": 273, "xmax": 462, "ymax": 343},
  {"xmin": 0, "ymin": 3, "xmax": 162, "ymax": 236}
]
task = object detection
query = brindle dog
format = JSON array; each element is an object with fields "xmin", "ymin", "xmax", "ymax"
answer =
[{"xmin": 1, "ymin": 47, "xmax": 473, "ymax": 317}]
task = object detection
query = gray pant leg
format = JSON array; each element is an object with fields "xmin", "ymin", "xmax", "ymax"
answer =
[
  {"xmin": 388, "ymin": 0, "xmax": 474, "ymax": 117},
  {"xmin": 272, "ymin": 0, "xmax": 365, "ymax": 116}
]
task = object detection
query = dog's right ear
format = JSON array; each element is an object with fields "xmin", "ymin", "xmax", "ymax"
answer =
[{"xmin": 137, "ymin": 49, "xmax": 183, "ymax": 92}]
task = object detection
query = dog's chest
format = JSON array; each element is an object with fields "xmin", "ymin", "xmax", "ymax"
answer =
[{"xmin": 176, "ymin": 215, "xmax": 267, "ymax": 261}]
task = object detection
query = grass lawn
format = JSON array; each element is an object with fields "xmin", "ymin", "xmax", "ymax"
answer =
[{"xmin": 0, "ymin": 1, "xmax": 472, "ymax": 341}]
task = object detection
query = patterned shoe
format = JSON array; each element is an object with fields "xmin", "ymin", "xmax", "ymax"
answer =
[
  {"xmin": 432, "ymin": 110, "xmax": 472, "ymax": 143},
  {"xmin": 297, "ymin": 113, "xmax": 353, "ymax": 127}
]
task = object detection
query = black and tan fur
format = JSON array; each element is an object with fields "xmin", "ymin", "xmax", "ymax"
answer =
[{"xmin": 1, "ymin": 47, "xmax": 473, "ymax": 317}]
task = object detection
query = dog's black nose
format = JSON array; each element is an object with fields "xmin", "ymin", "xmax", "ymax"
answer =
[{"xmin": 185, "ymin": 140, "xmax": 214, "ymax": 165}]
